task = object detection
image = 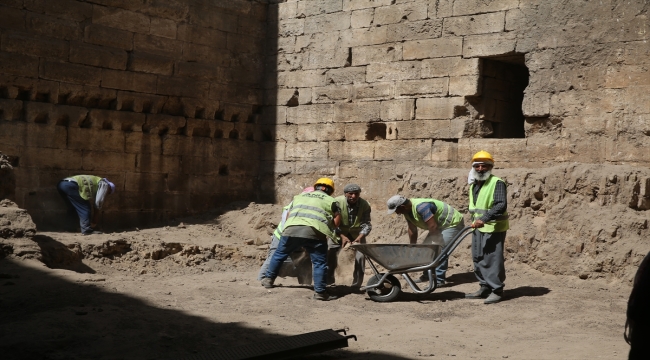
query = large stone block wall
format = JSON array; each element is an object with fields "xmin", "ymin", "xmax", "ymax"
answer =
[
  {"xmin": 0, "ymin": 0, "xmax": 268, "ymax": 230},
  {"xmin": 263, "ymin": 0, "xmax": 650, "ymax": 204}
]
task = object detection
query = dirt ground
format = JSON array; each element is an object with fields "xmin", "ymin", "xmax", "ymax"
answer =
[{"xmin": 0, "ymin": 201, "xmax": 635, "ymax": 360}]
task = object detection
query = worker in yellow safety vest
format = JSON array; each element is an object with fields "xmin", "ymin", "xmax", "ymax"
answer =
[
  {"xmin": 57, "ymin": 175, "xmax": 116, "ymax": 235},
  {"xmin": 464, "ymin": 150, "xmax": 509, "ymax": 305},
  {"xmin": 261, "ymin": 178, "xmax": 341, "ymax": 301}
]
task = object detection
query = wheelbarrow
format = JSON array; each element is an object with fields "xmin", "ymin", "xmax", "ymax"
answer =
[{"xmin": 351, "ymin": 226, "xmax": 474, "ymax": 302}]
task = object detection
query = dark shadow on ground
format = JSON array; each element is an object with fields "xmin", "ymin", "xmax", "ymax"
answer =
[
  {"xmin": 0, "ymin": 259, "xmax": 413, "ymax": 360},
  {"xmin": 365, "ymin": 285, "xmax": 550, "ymax": 304},
  {"xmin": 503, "ymin": 286, "xmax": 550, "ymax": 300},
  {"xmin": 30, "ymin": 234, "xmax": 95, "ymax": 274},
  {"xmin": 446, "ymin": 271, "xmax": 478, "ymax": 286}
]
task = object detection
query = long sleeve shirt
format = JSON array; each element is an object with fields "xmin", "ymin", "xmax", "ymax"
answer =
[
  {"xmin": 472, "ymin": 178, "xmax": 507, "ymax": 222},
  {"xmin": 346, "ymin": 200, "xmax": 372, "ymax": 236}
]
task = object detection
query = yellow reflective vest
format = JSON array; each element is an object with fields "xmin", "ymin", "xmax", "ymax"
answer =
[
  {"xmin": 283, "ymin": 191, "xmax": 338, "ymax": 240},
  {"xmin": 469, "ymin": 176, "xmax": 509, "ymax": 233},
  {"xmin": 406, "ymin": 198, "xmax": 464, "ymax": 230},
  {"xmin": 335, "ymin": 195, "xmax": 370, "ymax": 238},
  {"xmin": 72, "ymin": 175, "xmax": 102, "ymax": 201}
]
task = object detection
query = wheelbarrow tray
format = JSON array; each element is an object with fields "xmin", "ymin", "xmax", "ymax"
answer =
[{"xmin": 351, "ymin": 244, "xmax": 440, "ymax": 272}]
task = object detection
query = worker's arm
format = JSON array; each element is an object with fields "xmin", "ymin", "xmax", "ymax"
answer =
[
  {"xmin": 353, "ymin": 207, "xmax": 372, "ymax": 243},
  {"xmin": 424, "ymin": 216, "xmax": 438, "ymax": 234},
  {"xmin": 407, "ymin": 221, "xmax": 418, "ymax": 244}
]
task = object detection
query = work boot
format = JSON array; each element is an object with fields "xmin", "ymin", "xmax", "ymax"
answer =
[
  {"xmin": 465, "ymin": 285, "xmax": 491, "ymax": 299},
  {"xmin": 484, "ymin": 290, "xmax": 503, "ymax": 304},
  {"xmin": 313, "ymin": 291, "xmax": 338, "ymax": 301},
  {"xmin": 261, "ymin": 277, "xmax": 274, "ymax": 289}
]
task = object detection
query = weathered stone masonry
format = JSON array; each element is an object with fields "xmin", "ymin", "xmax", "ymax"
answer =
[{"xmin": 0, "ymin": 0, "xmax": 267, "ymax": 229}]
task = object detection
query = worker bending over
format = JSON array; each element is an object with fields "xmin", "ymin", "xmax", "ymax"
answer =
[{"xmin": 57, "ymin": 175, "xmax": 115, "ymax": 235}]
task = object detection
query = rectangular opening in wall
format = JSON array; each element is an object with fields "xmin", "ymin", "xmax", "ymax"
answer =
[{"xmin": 479, "ymin": 55, "xmax": 529, "ymax": 139}]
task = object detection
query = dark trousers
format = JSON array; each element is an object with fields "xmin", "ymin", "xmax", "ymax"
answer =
[
  {"xmin": 57, "ymin": 180, "xmax": 92, "ymax": 234},
  {"xmin": 471, "ymin": 230, "xmax": 506, "ymax": 292}
]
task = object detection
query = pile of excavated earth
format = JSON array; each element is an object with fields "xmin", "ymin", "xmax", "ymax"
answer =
[{"xmin": 1, "ymin": 163, "xmax": 648, "ymax": 359}]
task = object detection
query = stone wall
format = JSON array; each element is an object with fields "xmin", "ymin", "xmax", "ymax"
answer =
[
  {"xmin": 263, "ymin": 0, "xmax": 650, "ymax": 204},
  {"xmin": 0, "ymin": 0, "xmax": 267, "ymax": 230}
]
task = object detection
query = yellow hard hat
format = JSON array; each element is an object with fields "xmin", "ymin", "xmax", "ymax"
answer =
[
  {"xmin": 471, "ymin": 150, "xmax": 494, "ymax": 163},
  {"xmin": 314, "ymin": 177, "xmax": 335, "ymax": 191}
]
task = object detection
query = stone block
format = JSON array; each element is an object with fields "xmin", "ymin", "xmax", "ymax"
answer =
[
  {"xmin": 186, "ymin": 118, "xmax": 217, "ymax": 137},
  {"xmin": 58, "ymin": 83, "xmax": 115, "ymax": 108},
  {"xmin": 145, "ymin": 114, "xmax": 186, "ymax": 135},
  {"xmin": 101, "ymin": 69, "xmax": 157, "ymax": 93},
  {"xmin": 69, "ymin": 42, "xmax": 128, "ymax": 70},
  {"xmin": 0, "ymin": 52, "xmax": 39, "ymax": 77},
  {"xmin": 24, "ymin": 0, "xmax": 92, "ymax": 22},
  {"xmin": 304, "ymin": 48, "xmax": 350, "ymax": 70},
  {"xmin": 88, "ymin": 109, "xmax": 146, "ymax": 131},
  {"xmin": 449, "ymin": 75, "xmax": 480, "ymax": 96},
  {"xmin": 125, "ymin": 132, "xmax": 162, "ymax": 154},
  {"xmin": 227, "ymin": 33, "xmax": 263, "ymax": 55},
  {"xmin": 277, "ymin": 1, "xmax": 298, "ymax": 19},
  {"xmin": 351, "ymin": 8, "xmax": 374, "ymax": 28},
  {"xmin": 344, "ymin": 122, "xmax": 370, "ymax": 141},
  {"xmin": 1, "ymin": 32, "xmax": 69, "ymax": 60},
  {"xmin": 260, "ymin": 141, "xmax": 285, "ymax": 161},
  {"xmin": 374, "ymin": 139, "xmax": 432, "ymax": 161},
  {"xmin": 433, "ymin": 0, "xmax": 454, "ymax": 18},
  {"xmin": 0, "ymin": 6, "xmax": 25, "ymax": 30},
  {"xmin": 156, "ymin": 76, "xmax": 209, "ymax": 98},
  {"xmin": 381, "ymin": 99, "xmax": 415, "ymax": 121},
  {"xmin": 352, "ymin": 43, "xmax": 402, "ymax": 66},
  {"xmin": 260, "ymin": 160, "xmax": 294, "ymax": 175},
  {"xmin": 312, "ymin": 86, "xmax": 350, "ymax": 103},
  {"xmin": 0, "ymin": 99, "xmax": 23, "ymax": 120},
  {"xmin": 297, "ymin": 0, "xmax": 343, "ymax": 17},
  {"xmin": 293, "ymin": 161, "xmax": 338, "ymax": 176},
  {"xmin": 386, "ymin": 19, "xmax": 442, "ymax": 42},
  {"xmin": 297, "ymin": 123, "xmax": 345, "ymax": 142},
  {"xmin": 287, "ymin": 104, "xmax": 334, "ymax": 124},
  {"xmin": 285, "ymin": 142, "xmax": 329, "ymax": 160},
  {"xmin": 416, "ymin": 97, "xmax": 465, "ymax": 119},
  {"xmin": 341, "ymin": 27, "xmax": 387, "ymax": 47},
  {"xmin": 329, "ymin": 141, "xmax": 375, "ymax": 160},
  {"xmin": 92, "ymin": 5, "xmax": 150, "ymax": 34},
  {"xmin": 403, "ymin": 37, "xmax": 462, "ymax": 60},
  {"xmin": 150, "ymin": 17, "xmax": 176, "ymax": 39},
  {"xmin": 431, "ymin": 140, "xmax": 457, "ymax": 162},
  {"xmin": 443, "ymin": 12, "xmax": 505, "ymax": 36},
  {"xmin": 26, "ymin": 13, "xmax": 83, "ymax": 41},
  {"xmin": 522, "ymin": 92, "xmax": 551, "ymax": 118},
  {"xmin": 134, "ymin": 33, "xmax": 182, "ymax": 57},
  {"xmin": 21, "ymin": 147, "xmax": 83, "ymax": 170},
  {"xmin": 391, "ymin": 119, "xmax": 453, "ymax": 139},
  {"xmin": 395, "ymin": 78, "xmax": 448, "ymax": 97},
  {"xmin": 175, "ymin": 62, "xmax": 226, "ymax": 81},
  {"xmin": 551, "ymin": 89, "xmax": 620, "ymax": 117},
  {"xmin": 421, "ymin": 57, "xmax": 480, "ymax": 78},
  {"xmin": 84, "ymin": 24, "xmax": 134, "ymax": 50},
  {"xmin": 374, "ymin": 2, "xmax": 428, "ymax": 25},
  {"xmin": 274, "ymin": 125, "xmax": 297, "ymax": 142},
  {"xmin": 353, "ymin": 84, "xmax": 392, "ymax": 100},
  {"xmin": 260, "ymin": 106, "xmax": 287, "ymax": 125},
  {"xmin": 222, "ymin": 103, "xmax": 252, "ymax": 123},
  {"xmin": 0, "ymin": 121, "xmax": 67, "ymax": 149},
  {"xmin": 463, "ymin": 32, "xmax": 517, "ymax": 58},
  {"xmin": 279, "ymin": 18, "xmax": 304, "ymax": 37},
  {"xmin": 523, "ymin": 136, "xmax": 569, "ymax": 163},
  {"xmin": 453, "ymin": 0, "xmax": 518, "ymax": 16},
  {"xmin": 272, "ymin": 52, "xmax": 303, "ymax": 72},
  {"xmin": 177, "ymin": 24, "xmax": 227, "ymax": 47},
  {"xmin": 334, "ymin": 102, "xmax": 381, "ymax": 123},
  {"xmin": 22, "ymin": 102, "xmax": 53, "ymax": 123},
  {"xmin": 295, "ymin": 32, "xmax": 340, "ymax": 52},
  {"xmin": 343, "ymin": 0, "xmax": 393, "ymax": 11},
  {"xmin": 127, "ymin": 52, "xmax": 174, "ymax": 75},
  {"xmin": 276, "ymin": 36, "xmax": 296, "ymax": 54},
  {"xmin": 68, "ymin": 128, "xmax": 125, "ymax": 152},
  {"xmin": 458, "ymin": 138, "xmax": 528, "ymax": 163},
  {"xmin": 304, "ymin": 12, "xmax": 351, "ymax": 34},
  {"xmin": 366, "ymin": 61, "xmax": 421, "ymax": 82},
  {"xmin": 326, "ymin": 67, "xmax": 367, "ymax": 85},
  {"xmin": 40, "ymin": 61, "xmax": 102, "ymax": 85},
  {"xmin": 125, "ymin": 172, "xmax": 166, "ymax": 193},
  {"xmin": 278, "ymin": 70, "xmax": 327, "ymax": 88},
  {"xmin": 136, "ymin": 153, "xmax": 181, "ymax": 174}
]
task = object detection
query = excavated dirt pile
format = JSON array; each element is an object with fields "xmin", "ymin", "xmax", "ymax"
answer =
[{"xmin": 0, "ymin": 152, "xmax": 36, "ymax": 245}]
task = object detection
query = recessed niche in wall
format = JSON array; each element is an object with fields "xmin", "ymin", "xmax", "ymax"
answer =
[
  {"xmin": 474, "ymin": 55, "xmax": 529, "ymax": 139},
  {"xmin": 229, "ymin": 129, "xmax": 239, "ymax": 139},
  {"xmin": 366, "ymin": 122, "xmax": 387, "ymax": 140},
  {"xmin": 218, "ymin": 165, "xmax": 228, "ymax": 176}
]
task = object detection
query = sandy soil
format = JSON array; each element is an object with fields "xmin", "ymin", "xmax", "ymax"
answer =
[{"xmin": 0, "ymin": 201, "xmax": 634, "ymax": 359}]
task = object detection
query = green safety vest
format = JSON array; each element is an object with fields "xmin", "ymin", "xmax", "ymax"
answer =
[
  {"xmin": 72, "ymin": 175, "xmax": 102, "ymax": 201},
  {"xmin": 405, "ymin": 198, "xmax": 464, "ymax": 231},
  {"xmin": 273, "ymin": 203, "xmax": 292, "ymax": 239},
  {"xmin": 469, "ymin": 175, "xmax": 509, "ymax": 233},
  {"xmin": 335, "ymin": 195, "xmax": 370, "ymax": 238},
  {"xmin": 283, "ymin": 191, "xmax": 338, "ymax": 240}
]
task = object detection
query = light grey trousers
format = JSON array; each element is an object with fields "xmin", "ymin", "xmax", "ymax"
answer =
[{"xmin": 471, "ymin": 230, "xmax": 507, "ymax": 291}]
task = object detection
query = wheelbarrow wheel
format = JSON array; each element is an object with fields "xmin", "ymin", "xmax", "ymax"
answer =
[{"xmin": 366, "ymin": 274, "xmax": 401, "ymax": 302}]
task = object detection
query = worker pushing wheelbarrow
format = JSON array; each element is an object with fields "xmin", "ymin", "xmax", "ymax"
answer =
[{"xmin": 351, "ymin": 226, "xmax": 474, "ymax": 302}]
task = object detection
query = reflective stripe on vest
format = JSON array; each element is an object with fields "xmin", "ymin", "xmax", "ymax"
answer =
[
  {"xmin": 283, "ymin": 191, "xmax": 337, "ymax": 239},
  {"xmin": 468, "ymin": 175, "xmax": 509, "ymax": 233},
  {"xmin": 407, "ymin": 198, "xmax": 463, "ymax": 230},
  {"xmin": 335, "ymin": 195, "xmax": 370, "ymax": 238},
  {"xmin": 72, "ymin": 175, "xmax": 101, "ymax": 201}
]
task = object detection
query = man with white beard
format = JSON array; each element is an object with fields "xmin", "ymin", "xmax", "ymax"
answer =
[{"xmin": 465, "ymin": 151, "xmax": 509, "ymax": 304}]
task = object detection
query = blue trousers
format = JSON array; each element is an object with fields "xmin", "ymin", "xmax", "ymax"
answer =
[
  {"xmin": 422, "ymin": 222, "xmax": 464, "ymax": 282},
  {"xmin": 57, "ymin": 180, "xmax": 92, "ymax": 234},
  {"xmin": 265, "ymin": 236, "xmax": 328, "ymax": 293}
]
